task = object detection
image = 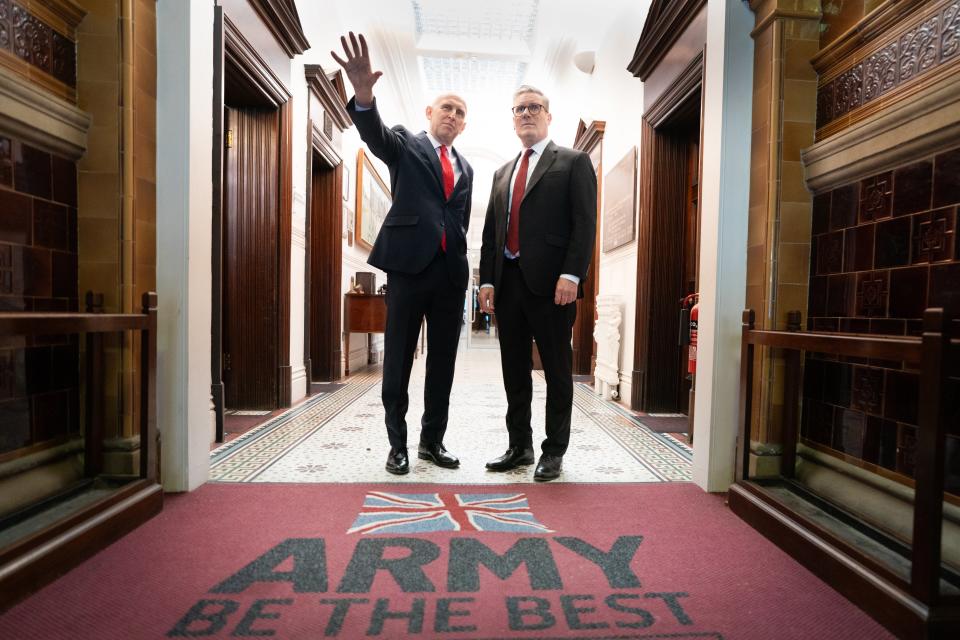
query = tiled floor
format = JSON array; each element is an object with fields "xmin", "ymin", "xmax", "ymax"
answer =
[{"xmin": 210, "ymin": 346, "xmax": 691, "ymax": 484}]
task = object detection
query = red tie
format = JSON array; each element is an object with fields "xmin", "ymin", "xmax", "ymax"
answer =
[
  {"xmin": 506, "ymin": 149, "xmax": 533, "ymax": 255},
  {"xmin": 439, "ymin": 145, "xmax": 454, "ymax": 252}
]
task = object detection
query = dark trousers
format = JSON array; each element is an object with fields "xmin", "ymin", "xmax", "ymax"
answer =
[
  {"xmin": 495, "ymin": 258, "xmax": 576, "ymax": 456},
  {"xmin": 382, "ymin": 253, "xmax": 465, "ymax": 450}
]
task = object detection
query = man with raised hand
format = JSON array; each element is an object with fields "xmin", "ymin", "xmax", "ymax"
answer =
[{"xmin": 332, "ymin": 32, "xmax": 474, "ymax": 475}]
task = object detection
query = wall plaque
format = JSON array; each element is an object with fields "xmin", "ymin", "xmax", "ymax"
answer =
[{"xmin": 603, "ymin": 147, "xmax": 637, "ymax": 252}]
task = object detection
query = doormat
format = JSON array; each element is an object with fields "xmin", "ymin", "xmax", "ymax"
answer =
[{"xmin": 0, "ymin": 482, "xmax": 892, "ymax": 639}]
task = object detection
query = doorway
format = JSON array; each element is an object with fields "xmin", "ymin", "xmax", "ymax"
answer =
[
  {"xmin": 307, "ymin": 150, "xmax": 343, "ymax": 382},
  {"xmin": 659, "ymin": 95, "xmax": 701, "ymax": 414},
  {"xmin": 212, "ymin": 15, "xmax": 294, "ymax": 420},
  {"xmin": 631, "ymin": 53, "xmax": 704, "ymax": 416}
]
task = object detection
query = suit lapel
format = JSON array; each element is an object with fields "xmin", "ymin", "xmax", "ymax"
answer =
[
  {"xmin": 450, "ymin": 147, "xmax": 469, "ymax": 198},
  {"xmin": 496, "ymin": 157, "xmax": 516, "ymax": 219},
  {"xmin": 413, "ymin": 132, "xmax": 445, "ymax": 196},
  {"xmin": 523, "ymin": 141, "xmax": 557, "ymax": 202}
]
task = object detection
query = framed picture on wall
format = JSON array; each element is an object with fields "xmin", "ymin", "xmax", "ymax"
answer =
[
  {"xmin": 342, "ymin": 164, "xmax": 351, "ymax": 202},
  {"xmin": 355, "ymin": 148, "xmax": 391, "ymax": 251}
]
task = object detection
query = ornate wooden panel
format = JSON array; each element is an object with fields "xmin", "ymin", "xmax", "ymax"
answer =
[
  {"xmin": 0, "ymin": 0, "xmax": 82, "ymax": 101},
  {"xmin": 815, "ymin": 0, "xmax": 960, "ymax": 138}
]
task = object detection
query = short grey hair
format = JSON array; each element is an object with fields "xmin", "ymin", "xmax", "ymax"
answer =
[{"xmin": 513, "ymin": 85, "xmax": 549, "ymax": 111}]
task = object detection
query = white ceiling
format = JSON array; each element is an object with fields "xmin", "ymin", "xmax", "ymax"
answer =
[{"xmin": 298, "ymin": 0, "xmax": 646, "ymax": 250}]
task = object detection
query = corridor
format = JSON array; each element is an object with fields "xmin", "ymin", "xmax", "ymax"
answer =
[
  {"xmin": 1, "ymin": 0, "xmax": 958, "ymax": 637},
  {"xmin": 209, "ymin": 347, "xmax": 691, "ymax": 484}
]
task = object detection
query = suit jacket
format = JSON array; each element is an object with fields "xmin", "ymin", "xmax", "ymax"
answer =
[
  {"xmin": 347, "ymin": 98, "xmax": 473, "ymax": 290},
  {"xmin": 479, "ymin": 141, "xmax": 597, "ymax": 298}
]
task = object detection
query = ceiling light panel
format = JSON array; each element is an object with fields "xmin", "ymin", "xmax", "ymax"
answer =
[
  {"xmin": 412, "ymin": 0, "xmax": 539, "ymax": 48},
  {"xmin": 419, "ymin": 56, "xmax": 527, "ymax": 95}
]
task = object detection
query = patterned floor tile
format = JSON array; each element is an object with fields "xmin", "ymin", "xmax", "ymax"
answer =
[{"xmin": 210, "ymin": 348, "xmax": 691, "ymax": 484}]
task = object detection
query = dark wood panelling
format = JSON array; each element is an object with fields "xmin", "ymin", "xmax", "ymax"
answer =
[
  {"xmin": 223, "ymin": 106, "xmax": 279, "ymax": 409},
  {"xmin": 572, "ymin": 120, "xmax": 604, "ymax": 376},
  {"xmin": 277, "ymin": 100, "xmax": 292, "ymax": 407},
  {"xmin": 632, "ymin": 121, "xmax": 688, "ymax": 411},
  {"xmin": 628, "ymin": 0, "xmax": 707, "ymax": 80},
  {"xmin": 211, "ymin": 5, "xmax": 225, "ymax": 441},
  {"xmin": 632, "ymin": 58, "xmax": 703, "ymax": 412},
  {"xmin": 309, "ymin": 158, "xmax": 342, "ymax": 381}
]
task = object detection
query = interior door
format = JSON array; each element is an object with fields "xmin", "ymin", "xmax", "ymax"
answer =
[{"xmin": 222, "ymin": 106, "xmax": 280, "ymax": 409}]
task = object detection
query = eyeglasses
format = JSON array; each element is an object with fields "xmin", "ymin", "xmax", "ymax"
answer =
[{"xmin": 511, "ymin": 103, "xmax": 545, "ymax": 116}]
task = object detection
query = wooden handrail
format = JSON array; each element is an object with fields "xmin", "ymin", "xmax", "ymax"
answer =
[
  {"xmin": 738, "ymin": 307, "xmax": 956, "ymax": 606},
  {"xmin": 0, "ymin": 292, "xmax": 159, "ymax": 486},
  {"xmin": 0, "ymin": 313, "xmax": 150, "ymax": 335},
  {"xmin": 745, "ymin": 328, "xmax": 923, "ymax": 361}
]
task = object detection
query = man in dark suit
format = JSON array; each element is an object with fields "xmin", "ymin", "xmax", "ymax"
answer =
[
  {"xmin": 478, "ymin": 85, "xmax": 597, "ymax": 481},
  {"xmin": 333, "ymin": 33, "xmax": 473, "ymax": 475}
]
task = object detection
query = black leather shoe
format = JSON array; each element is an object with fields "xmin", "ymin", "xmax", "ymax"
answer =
[
  {"xmin": 385, "ymin": 448, "xmax": 409, "ymax": 475},
  {"xmin": 534, "ymin": 454, "xmax": 563, "ymax": 481},
  {"xmin": 486, "ymin": 446, "xmax": 536, "ymax": 471},
  {"xmin": 417, "ymin": 442, "xmax": 460, "ymax": 468}
]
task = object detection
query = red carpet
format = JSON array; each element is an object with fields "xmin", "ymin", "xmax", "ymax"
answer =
[{"xmin": 0, "ymin": 483, "xmax": 892, "ymax": 639}]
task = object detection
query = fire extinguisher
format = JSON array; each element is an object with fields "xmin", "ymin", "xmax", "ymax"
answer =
[
  {"xmin": 688, "ymin": 296, "xmax": 698, "ymax": 375},
  {"xmin": 679, "ymin": 293, "xmax": 699, "ymax": 376}
]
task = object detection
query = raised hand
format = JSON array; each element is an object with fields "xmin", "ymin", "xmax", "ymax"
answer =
[{"xmin": 330, "ymin": 32, "xmax": 383, "ymax": 106}]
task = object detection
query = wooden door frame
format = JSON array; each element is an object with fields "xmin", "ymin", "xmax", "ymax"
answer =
[
  {"xmin": 212, "ymin": 5, "xmax": 225, "ymax": 440},
  {"xmin": 572, "ymin": 120, "xmax": 605, "ymax": 376},
  {"xmin": 303, "ymin": 66, "xmax": 350, "ymax": 391},
  {"xmin": 305, "ymin": 133, "xmax": 343, "ymax": 383},
  {"xmin": 211, "ymin": 15, "xmax": 293, "ymax": 427},
  {"xmin": 630, "ymin": 50, "xmax": 705, "ymax": 412}
]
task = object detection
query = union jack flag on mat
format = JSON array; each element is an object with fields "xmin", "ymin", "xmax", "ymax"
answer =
[{"xmin": 347, "ymin": 492, "xmax": 553, "ymax": 535}]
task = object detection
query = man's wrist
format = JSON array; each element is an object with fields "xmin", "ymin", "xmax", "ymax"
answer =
[
  {"xmin": 559, "ymin": 274, "xmax": 579, "ymax": 285},
  {"xmin": 354, "ymin": 93, "xmax": 374, "ymax": 109}
]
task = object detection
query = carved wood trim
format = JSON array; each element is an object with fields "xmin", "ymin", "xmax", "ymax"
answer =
[
  {"xmin": 304, "ymin": 64, "xmax": 350, "ymax": 131},
  {"xmin": 645, "ymin": 50, "xmax": 704, "ymax": 128},
  {"xmin": 803, "ymin": 65, "xmax": 960, "ymax": 191},
  {"xmin": 0, "ymin": 0, "xmax": 83, "ymax": 100},
  {"xmin": 628, "ymin": 0, "xmax": 706, "ymax": 80},
  {"xmin": 573, "ymin": 119, "xmax": 605, "ymax": 152},
  {"xmin": 22, "ymin": 0, "xmax": 84, "ymax": 35},
  {"xmin": 223, "ymin": 15, "xmax": 290, "ymax": 107},
  {"xmin": 814, "ymin": 0, "xmax": 959, "ymax": 135},
  {"xmin": 812, "ymin": 0, "xmax": 929, "ymax": 72},
  {"xmin": 248, "ymin": 0, "xmax": 309, "ymax": 58}
]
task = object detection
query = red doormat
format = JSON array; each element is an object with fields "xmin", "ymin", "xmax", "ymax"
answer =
[{"xmin": 0, "ymin": 483, "xmax": 892, "ymax": 639}]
